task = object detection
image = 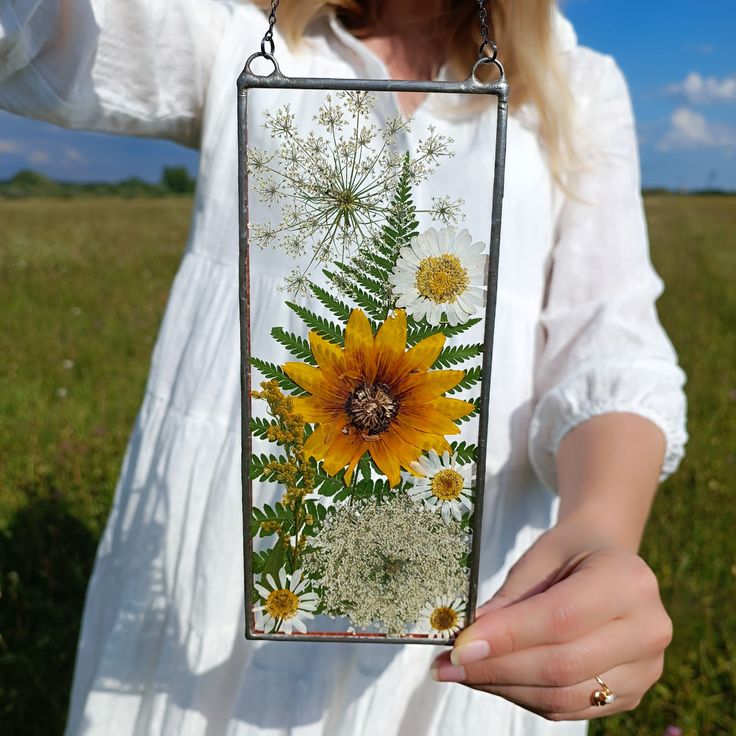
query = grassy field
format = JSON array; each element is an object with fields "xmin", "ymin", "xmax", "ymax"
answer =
[{"xmin": 0, "ymin": 196, "xmax": 734, "ymax": 734}]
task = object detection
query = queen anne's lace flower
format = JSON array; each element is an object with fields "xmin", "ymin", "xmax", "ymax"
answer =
[
  {"xmin": 408, "ymin": 450, "xmax": 474, "ymax": 523},
  {"xmin": 419, "ymin": 595, "xmax": 466, "ymax": 638},
  {"xmin": 390, "ymin": 227, "xmax": 487, "ymax": 326},
  {"xmin": 253, "ymin": 568, "xmax": 319, "ymax": 634},
  {"xmin": 248, "ymin": 92, "xmax": 460, "ymax": 294},
  {"xmin": 302, "ymin": 495, "xmax": 469, "ymax": 636}
]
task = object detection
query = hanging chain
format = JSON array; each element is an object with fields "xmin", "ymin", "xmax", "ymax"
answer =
[
  {"xmin": 476, "ymin": 0, "xmax": 498, "ymax": 62},
  {"xmin": 260, "ymin": 0, "xmax": 280, "ymax": 56}
]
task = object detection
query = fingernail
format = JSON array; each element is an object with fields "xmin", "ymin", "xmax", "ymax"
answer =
[
  {"xmin": 450, "ymin": 640, "xmax": 491, "ymax": 666},
  {"xmin": 431, "ymin": 658, "xmax": 466, "ymax": 683}
]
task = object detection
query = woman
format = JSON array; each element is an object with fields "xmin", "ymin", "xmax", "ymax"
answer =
[{"xmin": 0, "ymin": 0, "xmax": 687, "ymax": 734}]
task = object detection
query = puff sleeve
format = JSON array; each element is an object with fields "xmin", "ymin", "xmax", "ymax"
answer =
[
  {"xmin": 0, "ymin": 0, "xmax": 234, "ymax": 146},
  {"xmin": 528, "ymin": 52, "xmax": 688, "ymax": 492}
]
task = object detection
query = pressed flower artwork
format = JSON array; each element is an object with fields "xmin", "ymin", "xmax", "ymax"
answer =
[{"xmin": 240, "ymin": 86, "xmax": 503, "ymax": 643}]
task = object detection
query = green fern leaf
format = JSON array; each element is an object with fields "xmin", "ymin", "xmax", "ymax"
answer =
[
  {"xmin": 407, "ymin": 317, "xmax": 482, "ymax": 347},
  {"xmin": 450, "ymin": 441, "xmax": 479, "ymax": 464},
  {"xmin": 285, "ymin": 301, "xmax": 344, "ymax": 345},
  {"xmin": 270, "ymin": 327, "xmax": 315, "ymax": 364},
  {"xmin": 323, "ymin": 269, "xmax": 385, "ymax": 322},
  {"xmin": 250, "ymin": 417, "xmax": 276, "ymax": 440},
  {"xmin": 249, "ymin": 357, "xmax": 306, "ymax": 395},
  {"xmin": 250, "ymin": 501, "xmax": 294, "ymax": 537},
  {"xmin": 308, "ymin": 282, "xmax": 352, "ymax": 322},
  {"xmin": 448, "ymin": 366, "xmax": 482, "ymax": 394},
  {"xmin": 434, "ymin": 343, "xmax": 484, "ymax": 368},
  {"xmin": 456, "ymin": 397, "xmax": 481, "ymax": 423},
  {"xmin": 249, "ymin": 453, "xmax": 286, "ymax": 482}
]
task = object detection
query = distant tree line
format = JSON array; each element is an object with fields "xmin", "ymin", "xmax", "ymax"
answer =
[
  {"xmin": 0, "ymin": 166, "xmax": 196, "ymax": 198},
  {"xmin": 0, "ymin": 168, "xmax": 733, "ymax": 199}
]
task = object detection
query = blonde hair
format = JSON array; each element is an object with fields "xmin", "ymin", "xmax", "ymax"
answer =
[{"xmin": 252, "ymin": 0, "xmax": 575, "ymax": 179}]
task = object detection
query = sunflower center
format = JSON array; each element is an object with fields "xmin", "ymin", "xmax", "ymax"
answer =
[
  {"xmin": 265, "ymin": 589, "xmax": 300, "ymax": 620},
  {"xmin": 415, "ymin": 254, "xmax": 470, "ymax": 304},
  {"xmin": 345, "ymin": 382, "xmax": 400, "ymax": 437},
  {"xmin": 430, "ymin": 606, "xmax": 459, "ymax": 631},
  {"xmin": 431, "ymin": 468, "xmax": 465, "ymax": 502}
]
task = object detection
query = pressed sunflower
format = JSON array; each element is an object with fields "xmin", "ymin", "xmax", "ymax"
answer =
[{"xmin": 282, "ymin": 308, "xmax": 474, "ymax": 487}]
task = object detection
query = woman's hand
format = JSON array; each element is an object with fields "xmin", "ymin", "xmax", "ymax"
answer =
[{"xmin": 431, "ymin": 518, "xmax": 673, "ymax": 721}]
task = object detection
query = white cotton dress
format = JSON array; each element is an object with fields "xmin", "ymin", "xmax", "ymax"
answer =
[{"xmin": 0, "ymin": 2, "xmax": 688, "ymax": 735}]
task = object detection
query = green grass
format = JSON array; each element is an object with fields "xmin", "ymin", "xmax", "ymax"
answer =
[{"xmin": 0, "ymin": 196, "xmax": 734, "ymax": 734}]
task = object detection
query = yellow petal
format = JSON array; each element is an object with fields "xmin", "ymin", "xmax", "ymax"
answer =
[
  {"xmin": 343, "ymin": 443, "xmax": 366, "ymax": 486},
  {"xmin": 397, "ymin": 369, "xmax": 466, "ymax": 402},
  {"xmin": 374, "ymin": 309, "xmax": 406, "ymax": 379},
  {"xmin": 303, "ymin": 424, "xmax": 336, "ymax": 460},
  {"xmin": 391, "ymin": 421, "xmax": 445, "ymax": 452},
  {"xmin": 429, "ymin": 396, "xmax": 476, "ymax": 421},
  {"xmin": 282, "ymin": 362, "xmax": 344, "ymax": 402},
  {"xmin": 291, "ymin": 396, "xmax": 345, "ymax": 423},
  {"xmin": 397, "ymin": 408, "xmax": 461, "ymax": 436},
  {"xmin": 344, "ymin": 309, "xmax": 376, "ymax": 384},
  {"xmin": 368, "ymin": 439, "xmax": 402, "ymax": 487},
  {"xmin": 397, "ymin": 332, "xmax": 445, "ymax": 375},
  {"xmin": 322, "ymin": 430, "xmax": 365, "ymax": 478},
  {"xmin": 381, "ymin": 428, "xmax": 423, "ymax": 471},
  {"xmin": 308, "ymin": 331, "xmax": 345, "ymax": 377}
]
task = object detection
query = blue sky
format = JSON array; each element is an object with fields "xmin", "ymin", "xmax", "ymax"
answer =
[{"xmin": 0, "ymin": 0, "xmax": 734, "ymax": 189}]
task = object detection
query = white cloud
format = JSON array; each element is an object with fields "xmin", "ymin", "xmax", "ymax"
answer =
[
  {"xmin": 665, "ymin": 72, "xmax": 736, "ymax": 104},
  {"xmin": 658, "ymin": 107, "xmax": 736, "ymax": 151},
  {"xmin": 0, "ymin": 139, "xmax": 21, "ymax": 154},
  {"xmin": 29, "ymin": 150, "xmax": 50, "ymax": 164},
  {"xmin": 63, "ymin": 147, "xmax": 86, "ymax": 164}
]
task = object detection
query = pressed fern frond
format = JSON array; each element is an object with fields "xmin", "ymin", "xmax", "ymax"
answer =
[
  {"xmin": 447, "ymin": 366, "xmax": 482, "ymax": 395},
  {"xmin": 284, "ymin": 300, "xmax": 344, "ymax": 345},
  {"xmin": 308, "ymin": 282, "xmax": 352, "ymax": 323},
  {"xmin": 270, "ymin": 327, "xmax": 315, "ymax": 364},
  {"xmin": 434, "ymin": 343, "xmax": 484, "ymax": 368},
  {"xmin": 250, "ymin": 357, "xmax": 306, "ymax": 395}
]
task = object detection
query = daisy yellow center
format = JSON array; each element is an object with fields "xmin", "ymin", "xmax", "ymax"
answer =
[
  {"xmin": 345, "ymin": 382, "xmax": 400, "ymax": 437},
  {"xmin": 430, "ymin": 606, "xmax": 459, "ymax": 631},
  {"xmin": 265, "ymin": 589, "xmax": 300, "ymax": 620},
  {"xmin": 431, "ymin": 468, "xmax": 465, "ymax": 501},
  {"xmin": 415, "ymin": 254, "xmax": 470, "ymax": 304}
]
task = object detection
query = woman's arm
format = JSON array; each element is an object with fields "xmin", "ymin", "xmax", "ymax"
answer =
[
  {"xmin": 431, "ymin": 49, "xmax": 685, "ymax": 722},
  {"xmin": 0, "ymin": 0, "xmax": 239, "ymax": 146},
  {"xmin": 556, "ymin": 412, "xmax": 666, "ymax": 554},
  {"xmin": 430, "ymin": 413, "xmax": 674, "ymax": 721}
]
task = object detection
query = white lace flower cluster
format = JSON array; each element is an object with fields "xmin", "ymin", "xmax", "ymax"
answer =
[{"xmin": 302, "ymin": 495, "xmax": 469, "ymax": 637}]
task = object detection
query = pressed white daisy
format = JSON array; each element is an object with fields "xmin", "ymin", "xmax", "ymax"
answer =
[
  {"xmin": 408, "ymin": 450, "xmax": 475, "ymax": 523},
  {"xmin": 419, "ymin": 595, "xmax": 467, "ymax": 638},
  {"xmin": 390, "ymin": 226, "xmax": 487, "ymax": 326},
  {"xmin": 253, "ymin": 568, "xmax": 319, "ymax": 635}
]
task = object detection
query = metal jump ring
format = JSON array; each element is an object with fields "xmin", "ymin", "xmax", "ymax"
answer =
[
  {"xmin": 260, "ymin": 35, "xmax": 276, "ymax": 56},
  {"xmin": 244, "ymin": 51, "xmax": 281, "ymax": 78},
  {"xmin": 478, "ymin": 39, "xmax": 498, "ymax": 62}
]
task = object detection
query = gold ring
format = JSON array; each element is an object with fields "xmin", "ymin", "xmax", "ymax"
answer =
[{"xmin": 590, "ymin": 675, "xmax": 616, "ymax": 707}]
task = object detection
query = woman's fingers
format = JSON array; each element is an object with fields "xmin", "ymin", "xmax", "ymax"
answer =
[
  {"xmin": 434, "ymin": 616, "xmax": 657, "ymax": 688},
  {"xmin": 472, "ymin": 657, "xmax": 664, "ymax": 721},
  {"xmin": 452, "ymin": 551, "xmax": 642, "ymax": 666}
]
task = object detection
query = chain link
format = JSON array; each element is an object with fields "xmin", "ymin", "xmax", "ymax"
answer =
[
  {"xmin": 260, "ymin": 0, "xmax": 280, "ymax": 56},
  {"xmin": 476, "ymin": 0, "xmax": 498, "ymax": 62},
  {"xmin": 260, "ymin": 0, "xmax": 495, "ymax": 65}
]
